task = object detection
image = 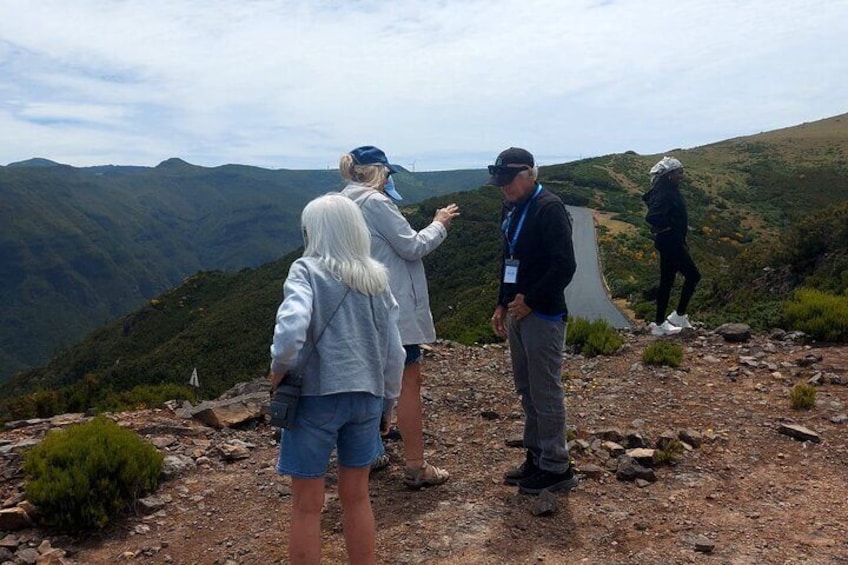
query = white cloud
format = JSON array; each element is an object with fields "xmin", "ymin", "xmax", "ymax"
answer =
[{"xmin": 1, "ymin": 0, "xmax": 846, "ymax": 169}]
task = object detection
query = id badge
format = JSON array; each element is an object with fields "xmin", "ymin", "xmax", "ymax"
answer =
[{"xmin": 503, "ymin": 259, "xmax": 519, "ymax": 284}]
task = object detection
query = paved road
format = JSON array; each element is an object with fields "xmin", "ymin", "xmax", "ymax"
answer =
[{"xmin": 564, "ymin": 206, "xmax": 631, "ymax": 328}]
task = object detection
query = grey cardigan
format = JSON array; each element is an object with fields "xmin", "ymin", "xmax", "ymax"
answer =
[
  {"xmin": 269, "ymin": 257, "xmax": 404, "ymax": 399},
  {"xmin": 342, "ymin": 183, "xmax": 447, "ymax": 345}
]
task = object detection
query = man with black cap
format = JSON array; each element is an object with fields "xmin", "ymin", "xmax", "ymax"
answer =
[{"xmin": 488, "ymin": 147, "xmax": 579, "ymax": 495}]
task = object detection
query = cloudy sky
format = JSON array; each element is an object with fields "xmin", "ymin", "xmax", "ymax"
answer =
[{"xmin": 1, "ymin": 0, "xmax": 846, "ymax": 171}]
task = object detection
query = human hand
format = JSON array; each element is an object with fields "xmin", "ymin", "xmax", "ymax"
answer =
[
  {"xmin": 269, "ymin": 371, "xmax": 286, "ymax": 392},
  {"xmin": 434, "ymin": 203, "xmax": 460, "ymax": 229},
  {"xmin": 491, "ymin": 305, "xmax": 507, "ymax": 337},
  {"xmin": 507, "ymin": 294, "xmax": 532, "ymax": 321}
]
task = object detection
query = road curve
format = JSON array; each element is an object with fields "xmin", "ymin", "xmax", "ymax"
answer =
[{"xmin": 564, "ymin": 205, "xmax": 631, "ymax": 329}]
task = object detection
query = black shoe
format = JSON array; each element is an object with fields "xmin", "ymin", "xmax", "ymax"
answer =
[
  {"xmin": 503, "ymin": 451, "xmax": 538, "ymax": 486},
  {"xmin": 518, "ymin": 466, "xmax": 578, "ymax": 495}
]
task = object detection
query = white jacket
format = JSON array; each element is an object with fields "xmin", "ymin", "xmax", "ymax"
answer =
[{"xmin": 342, "ymin": 183, "xmax": 447, "ymax": 345}]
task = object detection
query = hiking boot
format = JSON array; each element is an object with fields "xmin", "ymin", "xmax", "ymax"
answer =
[
  {"xmin": 504, "ymin": 451, "xmax": 538, "ymax": 486},
  {"xmin": 666, "ymin": 311, "xmax": 694, "ymax": 329},
  {"xmin": 518, "ymin": 466, "xmax": 579, "ymax": 495},
  {"xmin": 649, "ymin": 321, "xmax": 682, "ymax": 336}
]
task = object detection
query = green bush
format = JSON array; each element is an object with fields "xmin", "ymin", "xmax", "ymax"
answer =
[
  {"xmin": 642, "ymin": 341, "xmax": 683, "ymax": 367},
  {"xmin": 567, "ymin": 318, "xmax": 623, "ymax": 357},
  {"xmin": 655, "ymin": 439, "xmax": 685, "ymax": 465},
  {"xmin": 783, "ymin": 288, "xmax": 848, "ymax": 342},
  {"xmin": 789, "ymin": 383, "xmax": 817, "ymax": 410},
  {"xmin": 23, "ymin": 416, "xmax": 163, "ymax": 532}
]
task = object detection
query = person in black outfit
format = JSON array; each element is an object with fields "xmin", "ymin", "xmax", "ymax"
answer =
[
  {"xmin": 488, "ymin": 147, "xmax": 579, "ymax": 495},
  {"xmin": 642, "ymin": 156, "xmax": 701, "ymax": 336}
]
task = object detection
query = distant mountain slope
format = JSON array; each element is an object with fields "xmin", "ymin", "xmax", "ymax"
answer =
[
  {"xmin": 0, "ymin": 160, "xmax": 485, "ymax": 380},
  {"xmin": 3, "ymin": 112, "xmax": 847, "ymax": 413}
]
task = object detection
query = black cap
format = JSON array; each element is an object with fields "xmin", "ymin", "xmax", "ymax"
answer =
[{"xmin": 488, "ymin": 147, "xmax": 535, "ymax": 186}]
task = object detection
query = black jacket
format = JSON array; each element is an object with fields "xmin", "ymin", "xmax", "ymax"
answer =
[
  {"xmin": 642, "ymin": 177, "xmax": 689, "ymax": 244},
  {"xmin": 497, "ymin": 187, "xmax": 576, "ymax": 318}
]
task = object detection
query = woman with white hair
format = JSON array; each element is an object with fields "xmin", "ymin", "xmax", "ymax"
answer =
[
  {"xmin": 642, "ymin": 156, "xmax": 701, "ymax": 336},
  {"xmin": 340, "ymin": 145, "xmax": 459, "ymax": 489},
  {"xmin": 269, "ymin": 193, "xmax": 405, "ymax": 564}
]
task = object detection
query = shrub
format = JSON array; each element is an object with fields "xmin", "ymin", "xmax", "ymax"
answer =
[
  {"xmin": 783, "ymin": 288, "xmax": 848, "ymax": 342},
  {"xmin": 655, "ymin": 439, "xmax": 685, "ymax": 465},
  {"xmin": 23, "ymin": 416, "xmax": 163, "ymax": 532},
  {"xmin": 789, "ymin": 383, "xmax": 817, "ymax": 410},
  {"xmin": 642, "ymin": 341, "xmax": 683, "ymax": 367},
  {"xmin": 567, "ymin": 318, "xmax": 623, "ymax": 357}
]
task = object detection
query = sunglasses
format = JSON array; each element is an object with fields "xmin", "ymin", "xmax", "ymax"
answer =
[{"xmin": 487, "ymin": 164, "xmax": 531, "ymax": 176}]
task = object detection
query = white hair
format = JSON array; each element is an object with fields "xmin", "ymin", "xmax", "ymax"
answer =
[{"xmin": 300, "ymin": 193, "xmax": 389, "ymax": 295}]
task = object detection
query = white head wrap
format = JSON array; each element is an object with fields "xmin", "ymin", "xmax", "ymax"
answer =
[{"xmin": 649, "ymin": 156, "xmax": 683, "ymax": 178}]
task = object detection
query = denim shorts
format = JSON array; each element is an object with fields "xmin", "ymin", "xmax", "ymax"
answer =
[
  {"xmin": 404, "ymin": 344, "xmax": 422, "ymax": 366},
  {"xmin": 276, "ymin": 392, "xmax": 383, "ymax": 478}
]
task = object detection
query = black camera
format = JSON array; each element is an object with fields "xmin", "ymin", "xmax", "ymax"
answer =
[{"xmin": 269, "ymin": 379, "xmax": 302, "ymax": 429}]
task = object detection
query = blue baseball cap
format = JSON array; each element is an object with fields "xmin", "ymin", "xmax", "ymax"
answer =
[{"xmin": 350, "ymin": 145, "xmax": 403, "ymax": 200}]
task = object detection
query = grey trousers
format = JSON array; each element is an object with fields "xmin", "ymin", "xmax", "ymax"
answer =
[{"xmin": 506, "ymin": 313, "xmax": 570, "ymax": 473}]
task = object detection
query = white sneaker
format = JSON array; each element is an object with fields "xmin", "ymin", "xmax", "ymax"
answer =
[
  {"xmin": 649, "ymin": 321, "xmax": 682, "ymax": 336},
  {"xmin": 666, "ymin": 311, "xmax": 693, "ymax": 329}
]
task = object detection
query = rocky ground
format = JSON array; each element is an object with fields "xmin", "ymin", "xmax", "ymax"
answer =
[{"xmin": 2, "ymin": 326, "xmax": 847, "ymax": 565}]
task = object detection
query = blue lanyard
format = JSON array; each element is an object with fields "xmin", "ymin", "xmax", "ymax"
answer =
[{"xmin": 503, "ymin": 184, "xmax": 542, "ymax": 257}]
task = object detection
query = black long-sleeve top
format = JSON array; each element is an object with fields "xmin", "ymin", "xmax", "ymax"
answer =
[
  {"xmin": 642, "ymin": 177, "xmax": 689, "ymax": 243},
  {"xmin": 497, "ymin": 186, "xmax": 576, "ymax": 318}
]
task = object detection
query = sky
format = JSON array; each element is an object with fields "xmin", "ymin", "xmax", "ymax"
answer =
[{"xmin": 1, "ymin": 0, "xmax": 847, "ymax": 172}]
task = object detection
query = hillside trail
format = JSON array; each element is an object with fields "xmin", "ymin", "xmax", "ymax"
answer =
[{"xmin": 2, "ymin": 329, "xmax": 847, "ymax": 564}]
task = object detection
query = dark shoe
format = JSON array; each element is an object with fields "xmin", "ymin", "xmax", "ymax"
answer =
[
  {"xmin": 503, "ymin": 451, "xmax": 538, "ymax": 486},
  {"xmin": 370, "ymin": 452, "xmax": 390, "ymax": 473},
  {"xmin": 518, "ymin": 466, "xmax": 578, "ymax": 495},
  {"xmin": 382, "ymin": 426, "xmax": 402, "ymax": 442}
]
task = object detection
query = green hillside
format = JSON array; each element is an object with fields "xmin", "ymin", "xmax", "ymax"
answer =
[
  {"xmin": 2, "ymin": 113, "xmax": 847, "ymax": 420},
  {"xmin": 0, "ymin": 160, "xmax": 485, "ymax": 380}
]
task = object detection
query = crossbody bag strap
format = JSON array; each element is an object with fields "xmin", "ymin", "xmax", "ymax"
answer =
[{"xmin": 291, "ymin": 287, "xmax": 351, "ymax": 381}]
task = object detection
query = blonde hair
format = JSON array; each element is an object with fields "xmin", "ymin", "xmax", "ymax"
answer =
[
  {"xmin": 301, "ymin": 193, "xmax": 389, "ymax": 295},
  {"xmin": 339, "ymin": 153, "xmax": 388, "ymax": 188}
]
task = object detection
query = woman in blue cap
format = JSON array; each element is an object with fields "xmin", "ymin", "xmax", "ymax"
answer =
[{"xmin": 341, "ymin": 145, "xmax": 459, "ymax": 488}]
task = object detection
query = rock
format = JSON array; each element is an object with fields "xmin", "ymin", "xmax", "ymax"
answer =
[
  {"xmin": 137, "ymin": 495, "xmax": 168, "ymax": 514},
  {"xmin": 217, "ymin": 379, "xmax": 272, "ymax": 401},
  {"xmin": 577, "ymin": 463, "xmax": 604, "ymax": 480},
  {"xmin": 150, "ymin": 436, "xmax": 179, "ymax": 449},
  {"xmin": 715, "ymin": 323, "xmax": 752, "ymax": 343},
  {"xmin": 161, "ymin": 455, "xmax": 196, "ymax": 479},
  {"xmin": 655, "ymin": 431, "xmax": 678, "ymax": 450},
  {"xmin": 15, "ymin": 546, "xmax": 39, "ymax": 564},
  {"xmin": 190, "ymin": 392, "xmax": 269, "ymax": 428},
  {"xmin": 594, "ymin": 428, "xmax": 625, "ymax": 443},
  {"xmin": 0, "ymin": 507, "xmax": 33, "ymax": 530},
  {"xmin": 626, "ymin": 448, "xmax": 656, "ymax": 466},
  {"xmin": 602, "ymin": 441, "xmax": 625, "ymax": 457},
  {"xmin": 624, "ymin": 432, "xmax": 649, "ymax": 449},
  {"xmin": 616, "ymin": 456, "xmax": 656, "ymax": 483},
  {"xmin": 796, "ymin": 352, "xmax": 823, "ymax": 367},
  {"xmin": 531, "ymin": 489, "xmax": 557, "ymax": 516},
  {"xmin": 218, "ymin": 442, "xmax": 251, "ymax": 461},
  {"xmin": 678, "ymin": 429, "xmax": 703, "ymax": 448},
  {"xmin": 830, "ymin": 414, "xmax": 848, "ymax": 424},
  {"xmin": 824, "ymin": 372, "xmax": 844, "ymax": 385},
  {"xmin": 692, "ymin": 534, "xmax": 715, "ymax": 553},
  {"xmin": 778, "ymin": 423, "xmax": 821, "ymax": 443}
]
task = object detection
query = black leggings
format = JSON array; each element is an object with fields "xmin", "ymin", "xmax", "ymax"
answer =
[{"xmin": 655, "ymin": 240, "xmax": 701, "ymax": 324}]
